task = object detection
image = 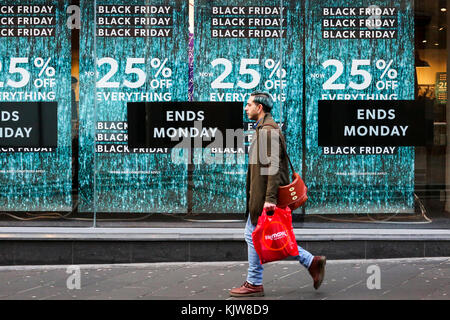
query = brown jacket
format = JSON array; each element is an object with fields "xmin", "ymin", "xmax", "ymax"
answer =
[{"xmin": 245, "ymin": 113, "xmax": 291, "ymax": 225}]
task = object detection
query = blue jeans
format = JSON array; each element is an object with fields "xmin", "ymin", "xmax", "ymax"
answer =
[{"xmin": 245, "ymin": 216, "xmax": 314, "ymax": 286}]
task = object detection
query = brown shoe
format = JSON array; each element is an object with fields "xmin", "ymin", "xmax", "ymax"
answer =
[
  {"xmin": 308, "ymin": 256, "xmax": 326, "ymax": 290},
  {"xmin": 229, "ymin": 281, "xmax": 264, "ymax": 297}
]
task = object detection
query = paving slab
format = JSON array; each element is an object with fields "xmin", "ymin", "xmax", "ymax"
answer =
[{"xmin": 0, "ymin": 257, "xmax": 448, "ymax": 300}]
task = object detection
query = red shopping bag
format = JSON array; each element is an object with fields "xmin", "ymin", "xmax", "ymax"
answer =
[{"xmin": 252, "ymin": 206, "xmax": 299, "ymax": 264}]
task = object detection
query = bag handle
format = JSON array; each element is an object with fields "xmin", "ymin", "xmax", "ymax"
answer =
[{"xmin": 256, "ymin": 123, "xmax": 296, "ymax": 174}]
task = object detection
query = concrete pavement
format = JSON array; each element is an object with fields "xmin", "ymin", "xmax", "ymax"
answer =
[{"xmin": 0, "ymin": 257, "xmax": 448, "ymax": 300}]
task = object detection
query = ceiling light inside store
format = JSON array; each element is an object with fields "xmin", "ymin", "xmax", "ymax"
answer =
[
  {"xmin": 434, "ymin": 42, "xmax": 439, "ymax": 46},
  {"xmin": 441, "ymin": 8, "xmax": 447, "ymax": 12},
  {"xmin": 422, "ymin": 40, "xmax": 427, "ymax": 43}
]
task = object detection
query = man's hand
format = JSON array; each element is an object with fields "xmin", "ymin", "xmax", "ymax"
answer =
[{"xmin": 263, "ymin": 202, "xmax": 276, "ymax": 212}]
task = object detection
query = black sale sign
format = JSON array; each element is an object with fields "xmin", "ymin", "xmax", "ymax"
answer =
[
  {"xmin": 127, "ymin": 101, "xmax": 243, "ymax": 149},
  {"xmin": 0, "ymin": 102, "xmax": 57, "ymax": 147},
  {"xmin": 318, "ymin": 100, "xmax": 427, "ymax": 147}
]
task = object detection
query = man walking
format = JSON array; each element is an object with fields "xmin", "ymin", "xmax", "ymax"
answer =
[{"xmin": 230, "ymin": 91, "xmax": 326, "ymax": 297}]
